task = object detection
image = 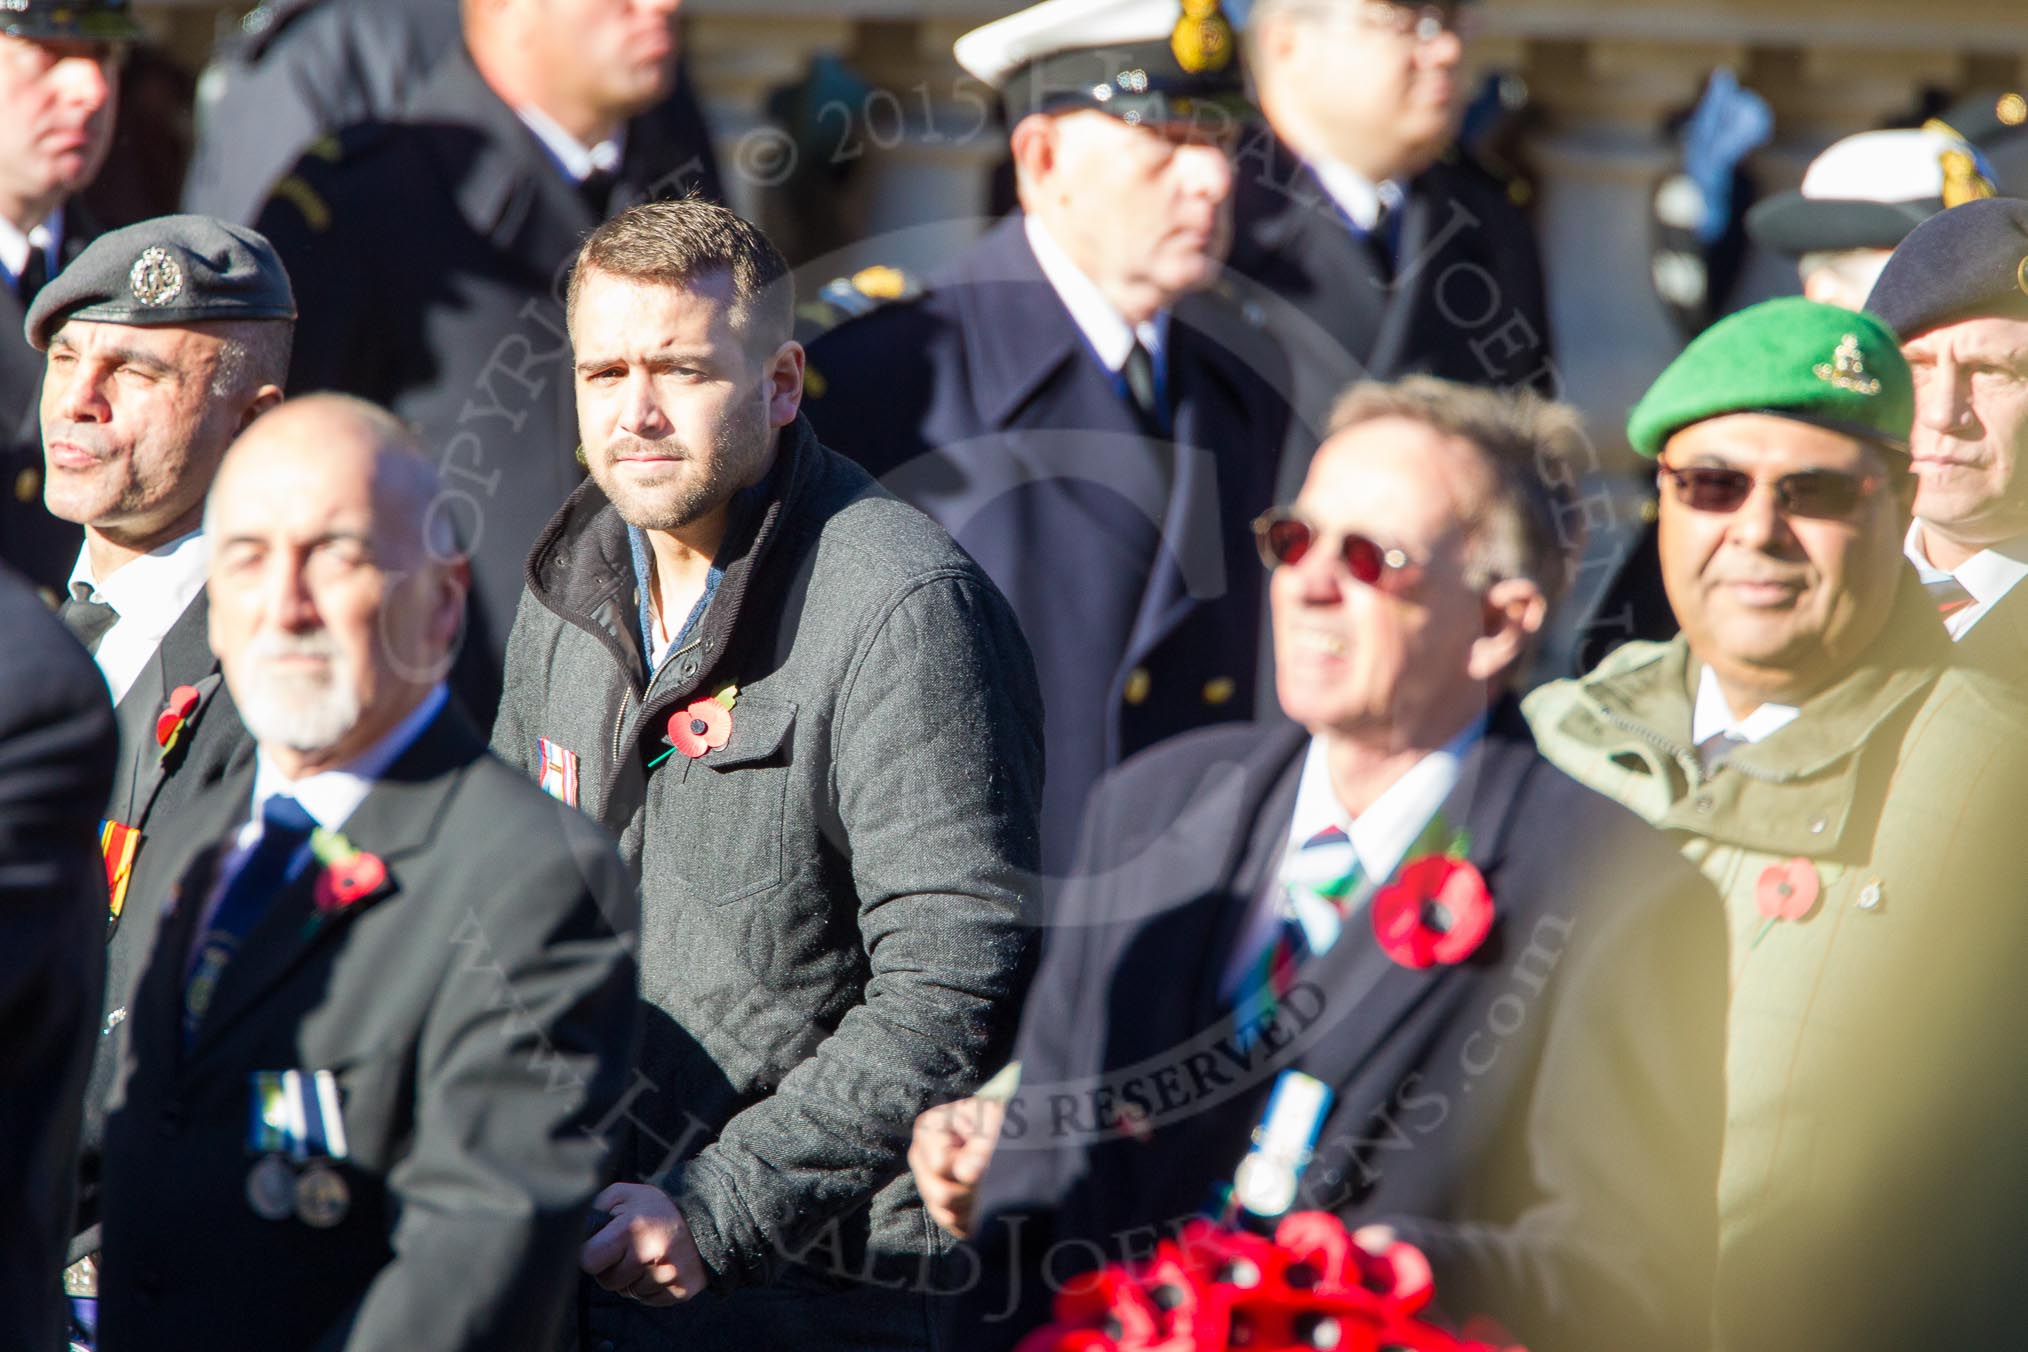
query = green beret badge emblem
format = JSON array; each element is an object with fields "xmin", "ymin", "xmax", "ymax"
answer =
[
  {"xmin": 1813, "ymin": 333, "xmax": 1882, "ymax": 397},
  {"xmin": 129, "ymin": 246, "xmax": 184, "ymax": 308}
]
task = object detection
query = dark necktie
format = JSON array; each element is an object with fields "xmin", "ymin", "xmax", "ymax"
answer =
[
  {"xmin": 1365, "ymin": 198, "xmax": 1399, "ymax": 284},
  {"xmin": 16, "ymin": 243, "xmax": 49, "ymax": 308},
  {"xmin": 579, "ymin": 168, "xmax": 617, "ymax": 220},
  {"xmin": 59, "ymin": 584, "xmax": 119, "ymax": 655},
  {"xmin": 1121, "ymin": 339, "xmax": 1167, "ymax": 433},
  {"xmin": 1924, "ymin": 573, "xmax": 1975, "ymax": 620},
  {"xmin": 183, "ymin": 795, "xmax": 318, "ymax": 1046}
]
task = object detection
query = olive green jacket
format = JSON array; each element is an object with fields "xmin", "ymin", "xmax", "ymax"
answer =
[{"xmin": 1524, "ymin": 589, "xmax": 2028, "ymax": 1348}]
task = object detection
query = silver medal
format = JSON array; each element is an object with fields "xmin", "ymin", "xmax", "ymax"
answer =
[
  {"xmin": 1233, "ymin": 1153, "xmax": 1299, "ymax": 1218},
  {"xmin": 246, "ymin": 1154, "xmax": 296, "ymax": 1221}
]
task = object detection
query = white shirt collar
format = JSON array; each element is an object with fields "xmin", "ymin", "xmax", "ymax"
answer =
[
  {"xmin": 66, "ymin": 530, "xmax": 212, "ymax": 705},
  {"xmin": 515, "ymin": 104, "xmax": 625, "ymax": 184},
  {"xmin": 1691, "ymin": 664, "xmax": 1800, "ymax": 746},
  {"xmin": 1284, "ymin": 716, "xmax": 1484, "ymax": 885},
  {"xmin": 247, "ymin": 682, "xmax": 450, "ymax": 838},
  {"xmin": 0, "ymin": 206, "xmax": 62, "ymax": 291},
  {"xmin": 1023, "ymin": 213, "xmax": 1167, "ymax": 372},
  {"xmin": 1904, "ymin": 518, "xmax": 2028, "ymax": 640},
  {"xmin": 1306, "ymin": 158, "xmax": 1404, "ymax": 234}
]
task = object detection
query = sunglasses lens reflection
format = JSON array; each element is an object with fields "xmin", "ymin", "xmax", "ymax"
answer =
[
  {"xmin": 1265, "ymin": 517, "xmax": 1312, "ymax": 566},
  {"xmin": 1669, "ymin": 467, "xmax": 1872, "ymax": 521},
  {"xmin": 1344, "ymin": 534, "xmax": 1386, "ymax": 585}
]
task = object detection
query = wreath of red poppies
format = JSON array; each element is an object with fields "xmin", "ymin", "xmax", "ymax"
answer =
[{"xmin": 1014, "ymin": 1212, "xmax": 1522, "ymax": 1352}]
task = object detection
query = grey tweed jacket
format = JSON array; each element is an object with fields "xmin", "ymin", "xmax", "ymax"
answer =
[{"xmin": 492, "ymin": 413, "xmax": 1043, "ymax": 1314}]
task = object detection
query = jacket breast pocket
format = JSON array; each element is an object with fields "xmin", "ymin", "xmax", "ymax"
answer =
[{"xmin": 662, "ymin": 696, "xmax": 797, "ymax": 905}]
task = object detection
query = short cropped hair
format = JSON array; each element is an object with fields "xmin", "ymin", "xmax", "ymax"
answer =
[
  {"xmin": 208, "ymin": 318, "xmax": 295, "ymax": 402},
  {"xmin": 565, "ymin": 199, "xmax": 794, "ymax": 357},
  {"xmin": 1326, "ymin": 376, "xmax": 1586, "ymax": 611}
]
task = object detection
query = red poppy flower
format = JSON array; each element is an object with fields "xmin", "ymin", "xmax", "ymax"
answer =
[
  {"xmin": 315, "ymin": 851, "xmax": 388, "ymax": 913},
  {"xmin": 1755, "ymin": 857, "xmax": 1820, "ymax": 922},
  {"xmin": 666, "ymin": 697, "xmax": 732, "ymax": 759},
  {"xmin": 1370, "ymin": 856, "xmax": 1494, "ymax": 970},
  {"xmin": 155, "ymin": 683, "xmax": 202, "ymax": 749}
]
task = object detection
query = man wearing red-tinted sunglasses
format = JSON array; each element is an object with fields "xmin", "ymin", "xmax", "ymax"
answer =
[
  {"xmin": 923, "ymin": 374, "xmax": 1728, "ymax": 1352},
  {"xmin": 1527, "ymin": 296, "xmax": 2028, "ymax": 1350}
]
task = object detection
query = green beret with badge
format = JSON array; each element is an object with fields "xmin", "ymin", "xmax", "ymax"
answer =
[
  {"xmin": 1626, "ymin": 296, "xmax": 1913, "ymax": 458},
  {"xmin": 25, "ymin": 213, "xmax": 296, "ymax": 351}
]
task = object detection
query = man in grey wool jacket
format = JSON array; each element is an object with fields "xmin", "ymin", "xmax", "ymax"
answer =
[{"xmin": 491, "ymin": 199, "xmax": 1044, "ymax": 1349}]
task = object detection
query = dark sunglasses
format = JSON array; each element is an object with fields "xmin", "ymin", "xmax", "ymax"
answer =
[
  {"xmin": 1655, "ymin": 461, "xmax": 1886, "ymax": 521},
  {"xmin": 1252, "ymin": 509, "xmax": 1418, "ymax": 587}
]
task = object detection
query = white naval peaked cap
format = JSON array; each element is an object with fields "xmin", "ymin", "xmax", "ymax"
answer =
[
  {"xmin": 1747, "ymin": 123, "xmax": 1998, "ymax": 256},
  {"xmin": 954, "ymin": 0, "xmax": 1251, "ymax": 124}
]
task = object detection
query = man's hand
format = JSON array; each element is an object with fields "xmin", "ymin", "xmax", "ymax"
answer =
[
  {"xmin": 909, "ymin": 1095, "xmax": 1006, "ymax": 1239},
  {"xmin": 581, "ymin": 1183, "xmax": 709, "ymax": 1305}
]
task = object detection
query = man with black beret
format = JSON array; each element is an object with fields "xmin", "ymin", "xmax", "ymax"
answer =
[
  {"xmin": 26, "ymin": 212, "xmax": 295, "ymax": 1333},
  {"xmin": 1865, "ymin": 195, "xmax": 2028, "ymax": 664},
  {"xmin": 1528, "ymin": 297, "xmax": 2028, "ymax": 1349},
  {"xmin": 1746, "ymin": 124, "xmax": 1995, "ymax": 311},
  {"xmin": 0, "ymin": 0, "xmax": 137, "ymax": 596}
]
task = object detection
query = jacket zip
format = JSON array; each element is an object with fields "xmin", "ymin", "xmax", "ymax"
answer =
[{"xmin": 1591, "ymin": 703, "xmax": 1802, "ymax": 789}]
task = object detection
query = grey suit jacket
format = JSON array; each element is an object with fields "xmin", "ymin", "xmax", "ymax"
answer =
[
  {"xmin": 102, "ymin": 587, "xmax": 253, "ymax": 848},
  {"xmin": 94, "ymin": 706, "xmax": 640, "ymax": 1351}
]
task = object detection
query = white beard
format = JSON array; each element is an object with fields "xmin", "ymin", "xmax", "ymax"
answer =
[{"xmin": 233, "ymin": 632, "xmax": 363, "ymax": 754}]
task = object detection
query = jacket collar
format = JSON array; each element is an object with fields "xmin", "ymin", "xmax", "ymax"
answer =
[
  {"xmin": 1178, "ymin": 700, "xmax": 1543, "ymax": 1090},
  {"xmin": 142, "ymin": 704, "xmax": 487, "ymax": 1070},
  {"xmin": 409, "ymin": 42, "xmax": 598, "ymax": 269},
  {"xmin": 941, "ymin": 214, "xmax": 1093, "ymax": 429}
]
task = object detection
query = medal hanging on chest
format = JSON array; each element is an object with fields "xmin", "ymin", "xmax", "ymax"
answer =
[{"xmin": 245, "ymin": 1068, "xmax": 353, "ymax": 1226}]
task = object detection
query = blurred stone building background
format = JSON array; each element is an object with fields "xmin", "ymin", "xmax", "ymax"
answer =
[{"xmin": 126, "ymin": 0, "xmax": 2028, "ymax": 461}]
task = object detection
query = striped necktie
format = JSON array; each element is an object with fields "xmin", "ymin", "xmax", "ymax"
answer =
[
  {"xmin": 1234, "ymin": 825, "xmax": 1362, "ymax": 1033},
  {"xmin": 1924, "ymin": 573, "xmax": 1975, "ymax": 620}
]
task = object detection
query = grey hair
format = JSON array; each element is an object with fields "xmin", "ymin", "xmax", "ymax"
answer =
[{"xmin": 1325, "ymin": 375, "xmax": 1587, "ymax": 612}]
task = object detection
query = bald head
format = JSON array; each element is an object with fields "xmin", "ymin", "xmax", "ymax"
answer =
[{"xmin": 207, "ymin": 394, "xmax": 469, "ymax": 778}]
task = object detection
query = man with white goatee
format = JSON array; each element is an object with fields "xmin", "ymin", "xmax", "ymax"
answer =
[{"xmin": 91, "ymin": 394, "xmax": 639, "ymax": 1352}]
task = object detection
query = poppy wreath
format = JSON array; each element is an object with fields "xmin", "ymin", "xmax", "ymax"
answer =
[
  {"xmin": 308, "ymin": 826, "xmax": 388, "ymax": 916},
  {"xmin": 1013, "ymin": 1211, "xmax": 1524, "ymax": 1352},
  {"xmin": 1370, "ymin": 818, "xmax": 1493, "ymax": 970}
]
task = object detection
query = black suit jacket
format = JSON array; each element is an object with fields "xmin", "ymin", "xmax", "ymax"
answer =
[
  {"xmin": 0, "ymin": 218, "xmax": 94, "ymax": 595},
  {"xmin": 1227, "ymin": 131, "xmax": 1553, "ymax": 492},
  {"xmin": 965, "ymin": 704, "xmax": 1725, "ymax": 1352},
  {"xmin": 70, "ymin": 586, "xmax": 255, "ymax": 1262},
  {"xmin": 255, "ymin": 42, "xmax": 715, "ymax": 723},
  {"xmin": 95, "ymin": 706, "xmax": 639, "ymax": 1351},
  {"xmin": 0, "ymin": 565, "xmax": 116, "ymax": 1352},
  {"xmin": 804, "ymin": 215, "xmax": 1289, "ymax": 873}
]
